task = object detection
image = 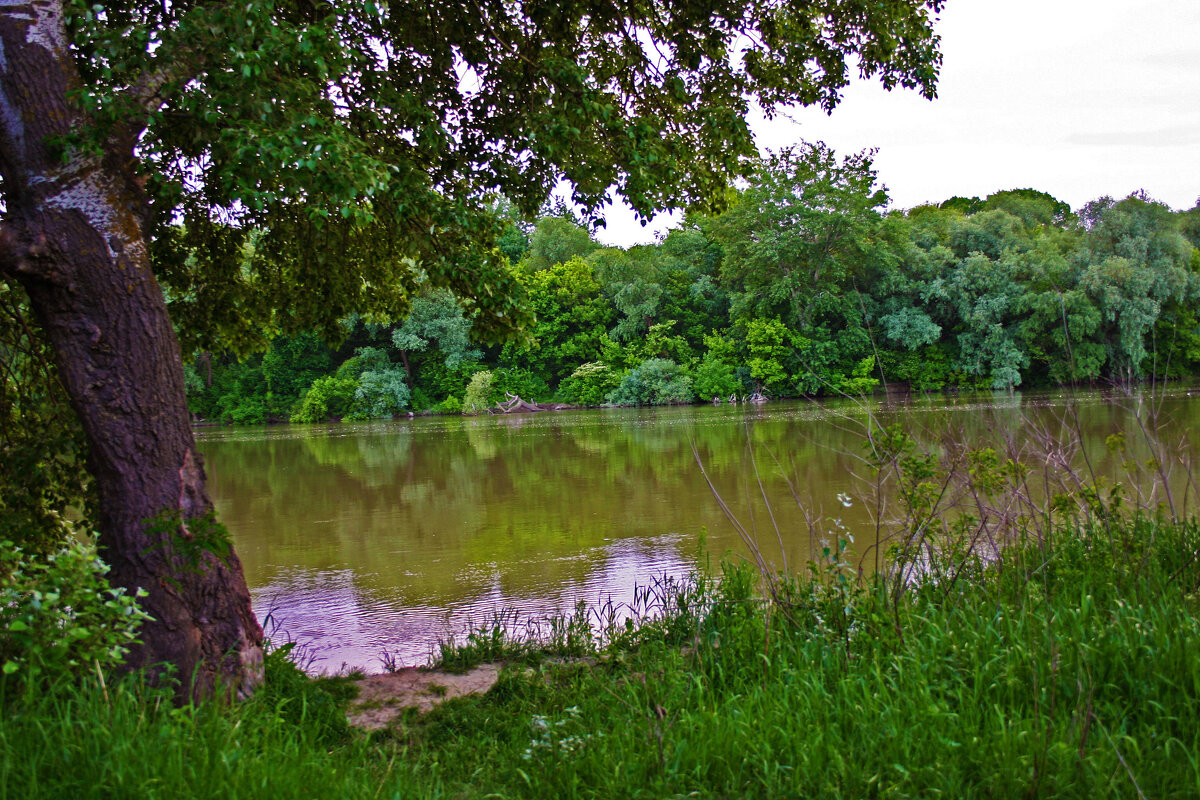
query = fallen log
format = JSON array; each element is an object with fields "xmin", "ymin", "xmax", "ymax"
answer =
[{"xmin": 493, "ymin": 392, "xmax": 550, "ymax": 413}]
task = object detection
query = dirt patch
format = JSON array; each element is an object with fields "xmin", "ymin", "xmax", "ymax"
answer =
[{"xmin": 347, "ymin": 664, "xmax": 501, "ymax": 730}]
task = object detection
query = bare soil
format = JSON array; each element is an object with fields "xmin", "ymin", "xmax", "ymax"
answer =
[{"xmin": 347, "ymin": 664, "xmax": 501, "ymax": 730}]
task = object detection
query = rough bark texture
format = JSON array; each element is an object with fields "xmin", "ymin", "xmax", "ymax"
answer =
[{"xmin": 0, "ymin": 0, "xmax": 263, "ymax": 699}]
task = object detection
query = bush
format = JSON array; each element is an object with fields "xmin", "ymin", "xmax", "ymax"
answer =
[
  {"xmin": 409, "ymin": 387, "xmax": 433, "ymax": 412},
  {"xmin": 693, "ymin": 354, "xmax": 742, "ymax": 399},
  {"xmin": 558, "ymin": 362, "xmax": 622, "ymax": 405},
  {"xmin": 291, "ymin": 376, "xmax": 357, "ymax": 422},
  {"xmin": 605, "ymin": 358, "xmax": 695, "ymax": 406},
  {"xmin": 413, "ymin": 357, "xmax": 485, "ymax": 404},
  {"xmin": 220, "ymin": 395, "xmax": 270, "ymax": 425},
  {"xmin": 1, "ymin": 535, "xmax": 149, "ymax": 681},
  {"xmin": 833, "ymin": 355, "xmax": 880, "ymax": 395},
  {"xmin": 348, "ymin": 367, "xmax": 410, "ymax": 419},
  {"xmin": 462, "ymin": 370, "xmax": 495, "ymax": 415}
]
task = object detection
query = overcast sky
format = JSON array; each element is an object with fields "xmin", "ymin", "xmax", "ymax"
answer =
[{"xmin": 593, "ymin": 0, "xmax": 1200, "ymax": 247}]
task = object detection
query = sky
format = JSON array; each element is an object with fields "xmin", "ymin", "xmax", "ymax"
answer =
[{"xmin": 592, "ymin": 0, "xmax": 1200, "ymax": 247}]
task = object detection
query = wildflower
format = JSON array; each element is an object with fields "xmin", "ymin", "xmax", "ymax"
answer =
[{"xmin": 837, "ymin": 492, "xmax": 853, "ymax": 508}]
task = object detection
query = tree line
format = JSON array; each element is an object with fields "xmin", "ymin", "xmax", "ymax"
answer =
[{"xmin": 187, "ymin": 142, "xmax": 1200, "ymax": 423}]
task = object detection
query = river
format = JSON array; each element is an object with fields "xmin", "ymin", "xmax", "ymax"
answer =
[{"xmin": 196, "ymin": 387, "xmax": 1200, "ymax": 673}]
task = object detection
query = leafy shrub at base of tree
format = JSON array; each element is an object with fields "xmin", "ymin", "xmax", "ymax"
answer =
[
  {"xmin": 1, "ymin": 535, "xmax": 150, "ymax": 681},
  {"xmin": 491, "ymin": 367, "xmax": 551, "ymax": 404},
  {"xmin": 438, "ymin": 396, "xmax": 464, "ymax": 414}
]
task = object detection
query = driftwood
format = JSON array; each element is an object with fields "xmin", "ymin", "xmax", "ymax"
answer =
[
  {"xmin": 491, "ymin": 392, "xmax": 565, "ymax": 413},
  {"xmin": 714, "ymin": 392, "xmax": 769, "ymax": 405}
]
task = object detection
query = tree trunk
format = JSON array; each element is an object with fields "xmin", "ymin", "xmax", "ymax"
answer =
[
  {"xmin": 0, "ymin": 0, "xmax": 263, "ymax": 699},
  {"xmin": 398, "ymin": 348, "xmax": 414, "ymax": 390}
]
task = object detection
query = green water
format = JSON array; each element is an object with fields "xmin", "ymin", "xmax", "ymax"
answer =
[{"xmin": 196, "ymin": 389, "xmax": 1200, "ymax": 672}]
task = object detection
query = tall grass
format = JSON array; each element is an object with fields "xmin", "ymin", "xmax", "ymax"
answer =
[
  {"xmin": 7, "ymin": 515, "xmax": 1196, "ymax": 799},
  {"xmin": 0, "ymin": 647, "xmax": 376, "ymax": 799}
]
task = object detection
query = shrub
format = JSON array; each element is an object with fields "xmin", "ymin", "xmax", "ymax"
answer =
[
  {"xmin": 413, "ymin": 357, "xmax": 485, "ymax": 404},
  {"xmin": 291, "ymin": 376, "xmax": 357, "ymax": 422},
  {"xmin": 223, "ymin": 395, "xmax": 270, "ymax": 425},
  {"xmin": 558, "ymin": 362, "xmax": 622, "ymax": 405},
  {"xmin": 693, "ymin": 354, "xmax": 742, "ymax": 399},
  {"xmin": 407, "ymin": 387, "xmax": 432, "ymax": 412},
  {"xmin": 833, "ymin": 355, "xmax": 880, "ymax": 395},
  {"xmin": 462, "ymin": 370, "xmax": 495, "ymax": 415},
  {"xmin": 334, "ymin": 346, "xmax": 392, "ymax": 382},
  {"xmin": 605, "ymin": 358, "xmax": 695, "ymax": 406},
  {"xmin": 1, "ymin": 535, "xmax": 149, "ymax": 681},
  {"xmin": 348, "ymin": 367, "xmax": 410, "ymax": 419}
]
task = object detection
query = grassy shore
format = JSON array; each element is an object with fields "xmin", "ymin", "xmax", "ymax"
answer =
[{"xmin": 2, "ymin": 513, "xmax": 1199, "ymax": 799}]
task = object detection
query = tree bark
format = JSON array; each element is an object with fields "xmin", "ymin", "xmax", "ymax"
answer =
[
  {"xmin": 0, "ymin": 0, "xmax": 263, "ymax": 699},
  {"xmin": 398, "ymin": 348, "xmax": 414, "ymax": 390}
]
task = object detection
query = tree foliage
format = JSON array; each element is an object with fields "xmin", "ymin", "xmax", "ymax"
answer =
[{"xmin": 60, "ymin": 0, "xmax": 945, "ymax": 354}]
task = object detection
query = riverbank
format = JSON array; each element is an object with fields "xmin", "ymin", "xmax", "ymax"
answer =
[{"xmin": 3, "ymin": 514, "xmax": 1198, "ymax": 798}]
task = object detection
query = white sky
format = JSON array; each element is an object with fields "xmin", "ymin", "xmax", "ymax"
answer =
[{"xmin": 593, "ymin": 0, "xmax": 1200, "ymax": 247}]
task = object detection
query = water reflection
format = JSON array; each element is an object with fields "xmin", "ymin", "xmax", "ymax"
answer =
[
  {"xmin": 197, "ymin": 389, "xmax": 1200, "ymax": 672},
  {"xmin": 249, "ymin": 536, "xmax": 692, "ymax": 671}
]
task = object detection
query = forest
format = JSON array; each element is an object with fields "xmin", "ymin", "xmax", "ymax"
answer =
[{"xmin": 186, "ymin": 142, "xmax": 1200, "ymax": 425}]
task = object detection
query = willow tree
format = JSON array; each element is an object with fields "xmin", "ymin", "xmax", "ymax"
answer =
[{"xmin": 0, "ymin": 0, "xmax": 944, "ymax": 697}]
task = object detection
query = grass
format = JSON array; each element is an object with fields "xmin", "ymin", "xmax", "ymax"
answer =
[{"xmin": 2, "ymin": 514, "xmax": 1199, "ymax": 799}]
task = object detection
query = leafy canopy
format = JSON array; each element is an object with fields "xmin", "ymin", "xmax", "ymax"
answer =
[{"xmin": 63, "ymin": 0, "xmax": 944, "ymax": 351}]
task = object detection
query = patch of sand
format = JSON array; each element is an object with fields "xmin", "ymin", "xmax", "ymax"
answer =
[{"xmin": 347, "ymin": 664, "xmax": 501, "ymax": 730}]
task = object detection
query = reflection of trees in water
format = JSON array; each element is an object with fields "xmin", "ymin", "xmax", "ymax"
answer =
[{"xmin": 201, "ymin": 393, "xmax": 1200, "ymax": 611}]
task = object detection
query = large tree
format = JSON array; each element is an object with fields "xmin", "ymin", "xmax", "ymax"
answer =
[{"xmin": 0, "ymin": 0, "xmax": 944, "ymax": 697}]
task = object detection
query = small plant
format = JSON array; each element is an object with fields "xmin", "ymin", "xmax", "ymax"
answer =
[
  {"xmin": 522, "ymin": 705, "xmax": 595, "ymax": 761},
  {"xmin": 0, "ymin": 534, "xmax": 149, "ymax": 681},
  {"xmin": 378, "ymin": 648, "xmax": 403, "ymax": 674}
]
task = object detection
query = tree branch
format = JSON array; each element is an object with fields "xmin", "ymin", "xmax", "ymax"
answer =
[{"xmin": 124, "ymin": 48, "xmax": 203, "ymax": 116}]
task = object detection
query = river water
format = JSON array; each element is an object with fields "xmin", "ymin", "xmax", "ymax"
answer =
[{"xmin": 197, "ymin": 388, "xmax": 1200, "ymax": 673}]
